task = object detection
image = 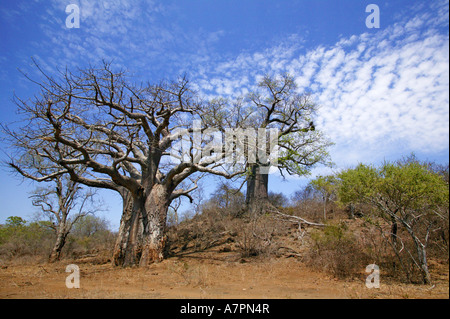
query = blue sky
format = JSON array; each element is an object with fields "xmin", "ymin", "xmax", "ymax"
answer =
[{"xmin": 0, "ymin": 0, "xmax": 448, "ymax": 229}]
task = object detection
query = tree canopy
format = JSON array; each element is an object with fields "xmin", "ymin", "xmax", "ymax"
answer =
[{"xmin": 336, "ymin": 157, "xmax": 449, "ymax": 284}]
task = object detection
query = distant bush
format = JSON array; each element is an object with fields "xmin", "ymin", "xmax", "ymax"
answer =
[
  {"xmin": 0, "ymin": 215, "xmax": 116, "ymax": 263},
  {"xmin": 64, "ymin": 215, "xmax": 116, "ymax": 258},
  {"xmin": 306, "ymin": 222, "xmax": 370, "ymax": 279},
  {"xmin": 0, "ymin": 217, "xmax": 55, "ymax": 260}
]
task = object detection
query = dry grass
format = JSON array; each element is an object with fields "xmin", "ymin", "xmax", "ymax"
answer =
[
  {"xmin": 1, "ymin": 252, "xmax": 448, "ymax": 299},
  {"xmin": 0, "ymin": 210, "xmax": 448, "ymax": 299}
]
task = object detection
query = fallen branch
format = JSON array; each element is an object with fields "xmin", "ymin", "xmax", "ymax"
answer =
[
  {"xmin": 78, "ymin": 253, "xmax": 98, "ymax": 259},
  {"xmin": 269, "ymin": 209, "xmax": 326, "ymax": 227},
  {"xmin": 277, "ymin": 246, "xmax": 302, "ymax": 257}
]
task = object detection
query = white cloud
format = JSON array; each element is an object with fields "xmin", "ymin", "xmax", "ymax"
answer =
[
  {"xmin": 193, "ymin": 0, "xmax": 449, "ymax": 168},
  {"xmin": 20, "ymin": 0, "xmax": 449, "ymax": 169}
]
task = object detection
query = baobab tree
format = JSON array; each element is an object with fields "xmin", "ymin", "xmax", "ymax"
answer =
[
  {"xmin": 2, "ymin": 61, "xmax": 245, "ymax": 266},
  {"xmin": 219, "ymin": 74, "xmax": 333, "ymax": 215}
]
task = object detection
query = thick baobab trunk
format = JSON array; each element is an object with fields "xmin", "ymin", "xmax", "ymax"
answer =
[
  {"xmin": 246, "ymin": 163, "xmax": 270, "ymax": 215},
  {"xmin": 49, "ymin": 226, "xmax": 68, "ymax": 263},
  {"xmin": 139, "ymin": 184, "xmax": 170, "ymax": 267},
  {"xmin": 113, "ymin": 185, "xmax": 170, "ymax": 267},
  {"xmin": 112, "ymin": 191, "xmax": 144, "ymax": 267}
]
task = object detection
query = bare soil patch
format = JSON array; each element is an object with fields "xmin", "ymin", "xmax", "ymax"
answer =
[{"xmin": 0, "ymin": 247, "xmax": 448, "ymax": 299}]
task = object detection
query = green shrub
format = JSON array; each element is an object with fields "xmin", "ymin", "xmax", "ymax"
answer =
[{"xmin": 0, "ymin": 217, "xmax": 55, "ymax": 259}]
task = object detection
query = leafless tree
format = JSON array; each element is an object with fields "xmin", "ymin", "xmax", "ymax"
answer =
[
  {"xmin": 31, "ymin": 174, "xmax": 101, "ymax": 262},
  {"xmin": 2, "ymin": 60, "xmax": 244, "ymax": 266}
]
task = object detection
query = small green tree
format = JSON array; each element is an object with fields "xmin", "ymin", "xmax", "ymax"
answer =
[
  {"xmin": 5, "ymin": 216, "xmax": 27, "ymax": 228},
  {"xmin": 0, "ymin": 217, "xmax": 27, "ymax": 245},
  {"xmin": 0, "ymin": 216, "xmax": 55, "ymax": 257},
  {"xmin": 337, "ymin": 159, "xmax": 449, "ymax": 284}
]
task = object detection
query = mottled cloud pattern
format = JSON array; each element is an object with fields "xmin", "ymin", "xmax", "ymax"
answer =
[
  {"xmin": 192, "ymin": 1, "xmax": 449, "ymax": 168},
  {"xmin": 8, "ymin": 0, "xmax": 450, "ymax": 169}
]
